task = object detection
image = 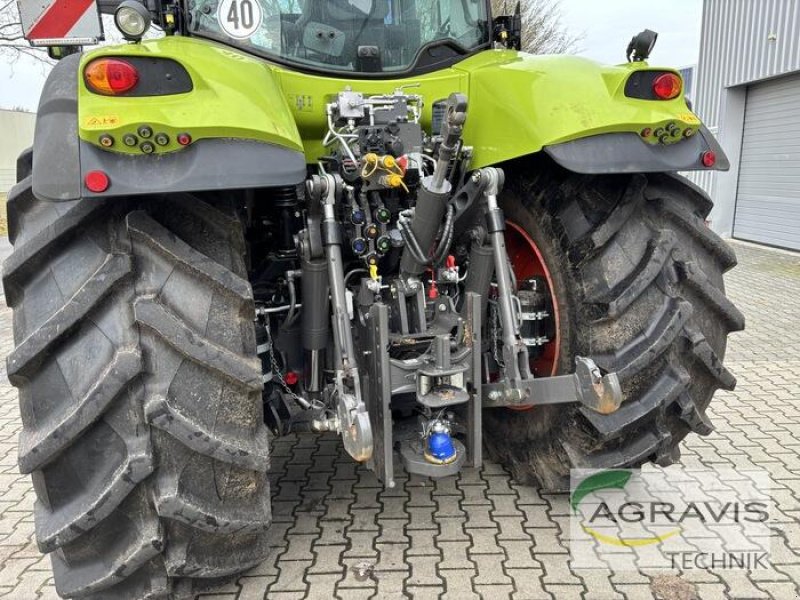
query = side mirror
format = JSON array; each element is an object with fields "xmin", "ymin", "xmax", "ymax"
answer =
[
  {"xmin": 493, "ymin": 1, "xmax": 522, "ymax": 51},
  {"xmin": 626, "ymin": 29, "xmax": 658, "ymax": 62}
]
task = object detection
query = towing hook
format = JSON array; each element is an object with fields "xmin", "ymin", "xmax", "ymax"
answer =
[{"xmin": 574, "ymin": 357, "xmax": 623, "ymax": 415}]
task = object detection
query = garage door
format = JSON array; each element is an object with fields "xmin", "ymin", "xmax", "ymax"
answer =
[{"xmin": 734, "ymin": 73, "xmax": 800, "ymax": 251}]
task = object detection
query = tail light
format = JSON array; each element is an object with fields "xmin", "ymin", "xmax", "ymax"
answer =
[
  {"xmin": 84, "ymin": 170, "xmax": 110, "ymax": 193},
  {"xmin": 84, "ymin": 58, "xmax": 140, "ymax": 96},
  {"xmin": 626, "ymin": 71, "xmax": 684, "ymax": 101},
  {"xmin": 652, "ymin": 73, "xmax": 682, "ymax": 100}
]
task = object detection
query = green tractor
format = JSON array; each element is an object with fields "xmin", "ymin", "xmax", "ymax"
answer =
[{"xmin": 8, "ymin": 0, "xmax": 743, "ymax": 597}]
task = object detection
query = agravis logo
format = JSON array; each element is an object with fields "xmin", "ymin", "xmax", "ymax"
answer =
[
  {"xmin": 571, "ymin": 469, "xmax": 681, "ymax": 547},
  {"xmin": 569, "ymin": 467, "xmax": 773, "ymax": 571}
]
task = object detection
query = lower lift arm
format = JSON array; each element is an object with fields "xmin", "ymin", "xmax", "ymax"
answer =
[{"xmin": 473, "ymin": 168, "xmax": 623, "ymax": 415}]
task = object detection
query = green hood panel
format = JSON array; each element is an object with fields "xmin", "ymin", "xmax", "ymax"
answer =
[{"xmin": 78, "ymin": 38, "xmax": 701, "ymax": 170}]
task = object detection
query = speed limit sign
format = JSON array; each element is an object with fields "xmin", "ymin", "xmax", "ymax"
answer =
[{"xmin": 217, "ymin": 0, "xmax": 263, "ymax": 39}]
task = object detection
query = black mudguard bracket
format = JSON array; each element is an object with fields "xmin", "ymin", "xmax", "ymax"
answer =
[{"xmin": 544, "ymin": 126, "xmax": 729, "ymax": 175}]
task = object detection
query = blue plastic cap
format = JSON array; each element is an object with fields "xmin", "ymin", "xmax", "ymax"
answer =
[
  {"xmin": 428, "ymin": 431, "xmax": 457, "ymax": 461},
  {"xmin": 352, "ymin": 238, "xmax": 367, "ymax": 255}
]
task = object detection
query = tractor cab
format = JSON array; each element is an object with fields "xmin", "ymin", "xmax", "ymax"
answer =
[{"xmin": 189, "ymin": 0, "xmax": 493, "ymax": 75}]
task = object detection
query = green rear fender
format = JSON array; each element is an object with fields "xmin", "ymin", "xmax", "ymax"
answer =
[
  {"xmin": 458, "ymin": 51, "xmax": 709, "ymax": 168},
  {"xmin": 78, "ymin": 36, "xmax": 304, "ymax": 155},
  {"xmin": 32, "ymin": 37, "xmax": 307, "ymax": 202}
]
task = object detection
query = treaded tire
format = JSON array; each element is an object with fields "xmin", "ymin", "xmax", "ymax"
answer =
[
  {"xmin": 484, "ymin": 158, "xmax": 745, "ymax": 491},
  {"xmin": 5, "ymin": 148, "xmax": 271, "ymax": 599}
]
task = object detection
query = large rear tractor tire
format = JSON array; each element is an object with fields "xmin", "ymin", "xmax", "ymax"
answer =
[
  {"xmin": 484, "ymin": 158, "xmax": 745, "ymax": 491},
  {"xmin": 4, "ymin": 148, "xmax": 271, "ymax": 599}
]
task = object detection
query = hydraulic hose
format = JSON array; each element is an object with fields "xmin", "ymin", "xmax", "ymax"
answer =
[
  {"xmin": 399, "ymin": 186, "xmax": 451, "ymax": 276},
  {"xmin": 431, "ymin": 205, "xmax": 455, "ymax": 265},
  {"xmin": 398, "ymin": 204, "xmax": 455, "ymax": 268},
  {"xmin": 398, "ymin": 217, "xmax": 430, "ymax": 266},
  {"xmin": 399, "ymin": 93, "xmax": 468, "ymax": 277}
]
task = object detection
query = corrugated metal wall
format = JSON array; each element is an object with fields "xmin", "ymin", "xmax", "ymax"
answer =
[
  {"xmin": 690, "ymin": 0, "xmax": 800, "ymax": 236},
  {"xmin": 695, "ymin": 0, "xmax": 800, "ymax": 129},
  {"xmin": 734, "ymin": 72, "xmax": 800, "ymax": 249},
  {"xmin": 0, "ymin": 110, "xmax": 36, "ymax": 194}
]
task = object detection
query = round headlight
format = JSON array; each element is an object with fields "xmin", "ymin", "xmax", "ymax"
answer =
[{"xmin": 114, "ymin": 1, "xmax": 152, "ymax": 41}]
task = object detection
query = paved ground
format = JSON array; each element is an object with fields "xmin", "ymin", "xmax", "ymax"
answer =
[{"xmin": 1, "ymin": 241, "xmax": 799, "ymax": 600}]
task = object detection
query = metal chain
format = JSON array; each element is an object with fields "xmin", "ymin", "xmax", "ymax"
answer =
[
  {"xmin": 489, "ymin": 301, "xmax": 505, "ymax": 368},
  {"xmin": 263, "ymin": 319, "xmax": 323, "ymax": 410}
]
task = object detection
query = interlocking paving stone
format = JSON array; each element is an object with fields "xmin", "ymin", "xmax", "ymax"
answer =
[{"xmin": 1, "ymin": 241, "xmax": 799, "ymax": 599}]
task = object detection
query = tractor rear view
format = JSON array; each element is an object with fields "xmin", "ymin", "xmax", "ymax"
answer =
[{"xmin": 8, "ymin": 0, "xmax": 743, "ymax": 597}]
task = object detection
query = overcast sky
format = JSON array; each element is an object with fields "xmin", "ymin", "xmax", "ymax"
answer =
[{"xmin": 0, "ymin": 0, "xmax": 704, "ymax": 111}]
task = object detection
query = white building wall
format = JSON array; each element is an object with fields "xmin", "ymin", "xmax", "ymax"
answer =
[
  {"xmin": 691, "ymin": 0, "xmax": 800, "ymax": 237},
  {"xmin": 0, "ymin": 110, "xmax": 36, "ymax": 193}
]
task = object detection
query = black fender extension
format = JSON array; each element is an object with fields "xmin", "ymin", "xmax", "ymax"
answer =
[{"xmin": 543, "ymin": 127, "xmax": 730, "ymax": 175}]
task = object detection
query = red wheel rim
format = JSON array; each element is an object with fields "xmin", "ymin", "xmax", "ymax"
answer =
[{"xmin": 503, "ymin": 221, "xmax": 561, "ymax": 410}]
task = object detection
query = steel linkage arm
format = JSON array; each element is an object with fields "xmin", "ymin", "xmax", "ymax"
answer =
[
  {"xmin": 474, "ymin": 168, "xmax": 623, "ymax": 414},
  {"xmin": 478, "ymin": 168, "xmax": 534, "ymax": 398},
  {"xmin": 307, "ymin": 173, "xmax": 373, "ymax": 462},
  {"xmin": 483, "ymin": 357, "xmax": 622, "ymax": 413}
]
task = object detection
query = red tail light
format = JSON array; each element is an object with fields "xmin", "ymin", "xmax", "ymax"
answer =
[
  {"xmin": 701, "ymin": 151, "xmax": 716, "ymax": 168},
  {"xmin": 84, "ymin": 170, "xmax": 110, "ymax": 193},
  {"xmin": 84, "ymin": 59, "xmax": 139, "ymax": 95},
  {"xmin": 652, "ymin": 73, "xmax": 682, "ymax": 100}
]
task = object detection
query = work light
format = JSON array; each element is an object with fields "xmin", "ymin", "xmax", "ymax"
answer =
[{"xmin": 114, "ymin": 1, "xmax": 152, "ymax": 41}]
